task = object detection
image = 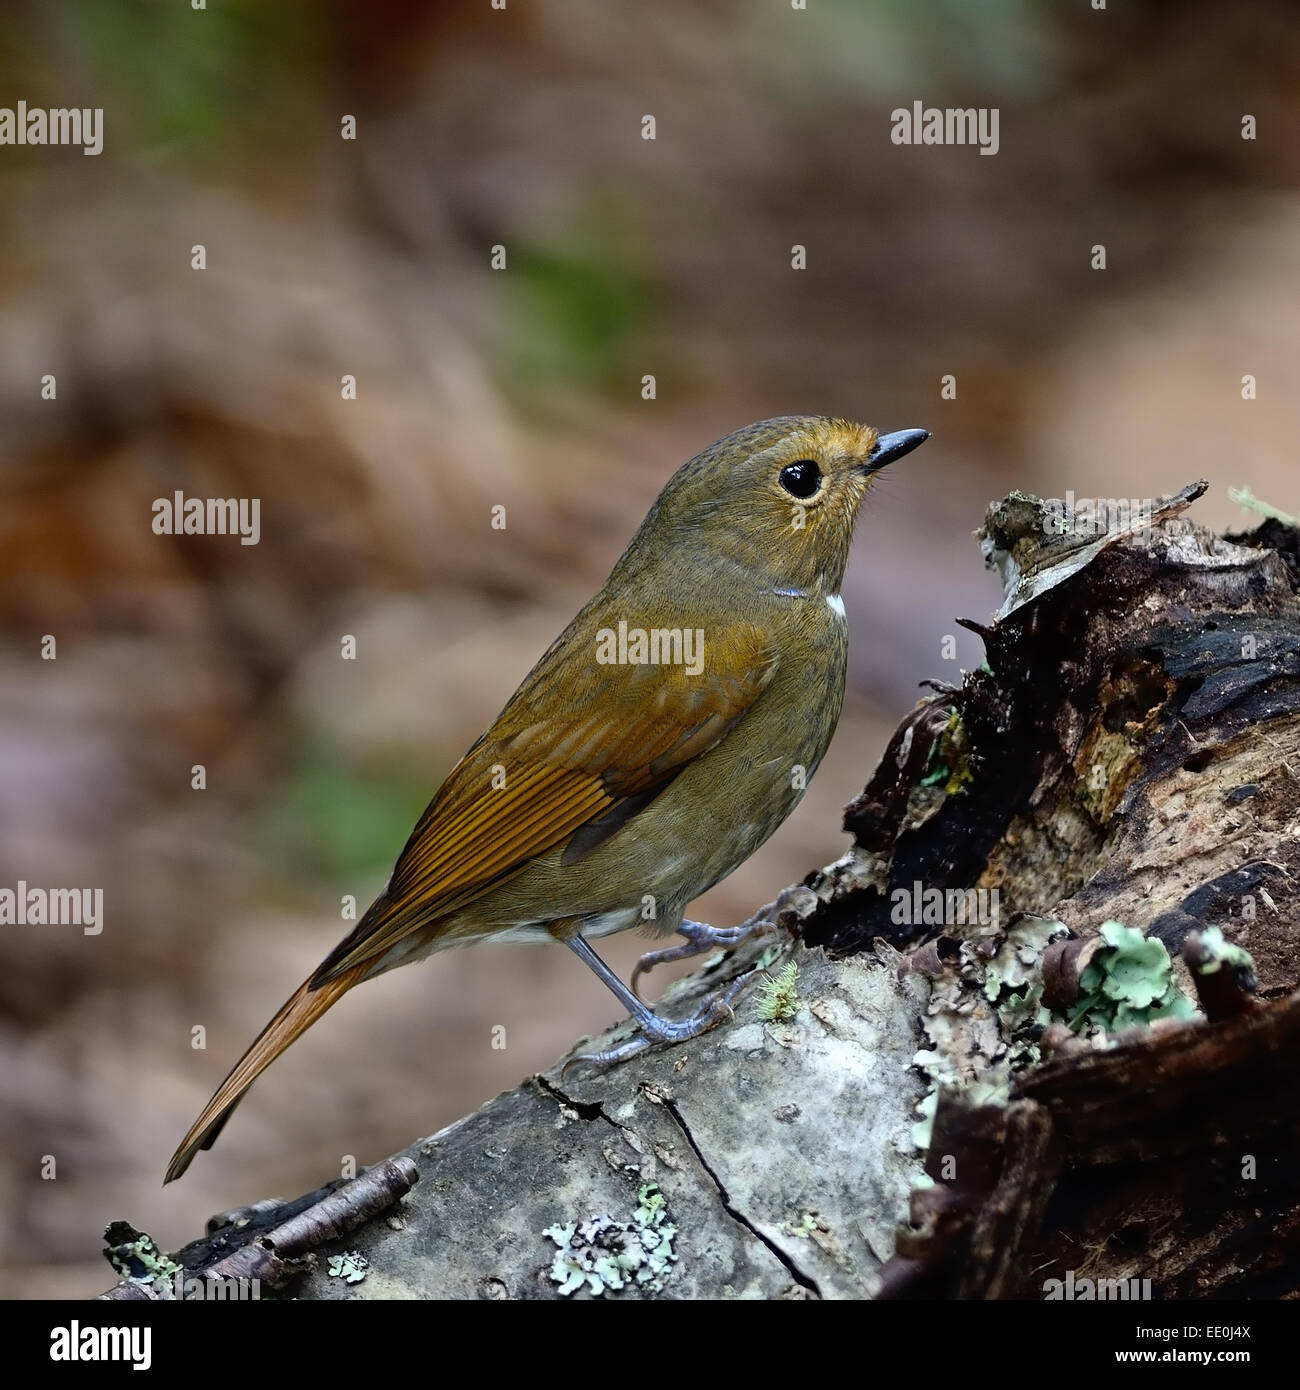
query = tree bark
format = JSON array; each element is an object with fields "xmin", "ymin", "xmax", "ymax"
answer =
[{"xmin": 100, "ymin": 487, "xmax": 1300, "ymax": 1300}]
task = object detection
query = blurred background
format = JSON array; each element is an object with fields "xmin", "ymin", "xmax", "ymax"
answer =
[{"xmin": 1, "ymin": 0, "xmax": 1298, "ymax": 1297}]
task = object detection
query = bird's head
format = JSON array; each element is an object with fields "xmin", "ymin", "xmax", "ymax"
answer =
[{"xmin": 619, "ymin": 416, "xmax": 929, "ymax": 597}]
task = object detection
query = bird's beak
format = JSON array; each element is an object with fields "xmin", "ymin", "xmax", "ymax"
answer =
[{"xmin": 862, "ymin": 428, "xmax": 930, "ymax": 474}]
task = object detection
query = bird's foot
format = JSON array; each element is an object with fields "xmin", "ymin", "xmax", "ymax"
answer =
[
  {"xmin": 631, "ymin": 907, "xmax": 779, "ymax": 1001},
  {"xmin": 565, "ymin": 967, "xmax": 759, "ymax": 1072}
]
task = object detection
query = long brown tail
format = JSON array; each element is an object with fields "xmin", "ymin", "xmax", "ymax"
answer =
[{"xmin": 165, "ymin": 962, "xmax": 368, "ymax": 1183}]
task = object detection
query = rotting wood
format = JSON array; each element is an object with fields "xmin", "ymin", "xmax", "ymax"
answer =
[{"xmin": 98, "ymin": 488, "xmax": 1300, "ymax": 1300}]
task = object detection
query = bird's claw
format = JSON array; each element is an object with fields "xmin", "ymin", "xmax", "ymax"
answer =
[
  {"xmin": 631, "ymin": 913, "xmax": 774, "ymax": 1001},
  {"xmin": 563, "ymin": 971, "xmax": 754, "ymax": 1073}
]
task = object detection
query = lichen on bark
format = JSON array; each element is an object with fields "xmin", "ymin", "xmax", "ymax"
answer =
[{"xmin": 101, "ymin": 488, "xmax": 1300, "ymax": 1301}]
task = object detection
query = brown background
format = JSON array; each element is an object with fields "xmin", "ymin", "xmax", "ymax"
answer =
[{"xmin": 1, "ymin": 0, "xmax": 1298, "ymax": 1296}]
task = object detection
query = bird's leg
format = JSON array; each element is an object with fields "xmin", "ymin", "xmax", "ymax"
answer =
[
  {"xmin": 564, "ymin": 934, "xmax": 757, "ymax": 1069},
  {"xmin": 631, "ymin": 904, "xmax": 780, "ymax": 1000}
]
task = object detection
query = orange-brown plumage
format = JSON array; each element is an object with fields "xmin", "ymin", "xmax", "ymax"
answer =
[
  {"xmin": 165, "ymin": 962, "xmax": 368, "ymax": 1184},
  {"xmin": 166, "ymin": 416, "xmax": 928, "ymax": 1181}
]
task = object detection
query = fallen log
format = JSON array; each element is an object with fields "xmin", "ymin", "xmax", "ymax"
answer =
[{"xmin": 99, "ymin": 486, "xmax": 1300, "ymax": 1300}]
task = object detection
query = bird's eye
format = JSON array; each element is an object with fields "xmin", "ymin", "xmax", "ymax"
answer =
[{"xmin": 778, "ymin": 460, "xmax": 822, "ymax": 499}]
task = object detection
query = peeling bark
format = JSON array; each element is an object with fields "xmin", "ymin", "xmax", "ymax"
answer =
[{"xmin": 98, "ymin": 489, "xmax": 1300, "ymax": 1300}]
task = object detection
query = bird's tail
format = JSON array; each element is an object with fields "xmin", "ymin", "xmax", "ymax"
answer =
[{"xmin": 164, "ymin": 961, "xmax": 368, "ymax": 1183}]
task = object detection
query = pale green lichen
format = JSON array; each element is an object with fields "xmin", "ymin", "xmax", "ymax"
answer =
[
  {"xmin": 911, "ymin": 917, "xmax": 1067, "ymax": 1151},
  {"xmin": 997, "ymin": 981, "xmax": 1052, "ymax": 1069},
  {"xmin": 1063, "ymin": 921, "xmax": 1198, "ymax": 1033},
  {"xmin": 983, "ymin": 917, "xmax": 1069, "ymax": 1002},
  {"xmin": 104, "ymin": 1224, "xmax": 184, "ymax": 1288},
  {"xmin": 783, "ymin": 1212, "xmax": 819, "ymax": 1239},
  {"xmin": 544, "ymin": 1181, "xmax": 677, "ymax": 1297},
  {"xmin": 910, "ymin": 1086, "xmax": 940, "ymax": 1151},
  {"xmin": 756, "ymin": 961, "xmax": 800, "ymax": 1022},
  {"xmin": 327, "ymin": 1251, "xmax": 369, "ymax": 1284},
  {"xmin": 1193, "ymin": 926, "xmax": 1255, "ymax": 975},
  {"xmin": 754, "ymin": 942, "xmax": 785, "ymax": 972}
]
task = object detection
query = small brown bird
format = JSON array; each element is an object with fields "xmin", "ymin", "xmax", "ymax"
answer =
[{"xmin": 166, "ymin": 416, "xmax": 928, "ymax": 1181}]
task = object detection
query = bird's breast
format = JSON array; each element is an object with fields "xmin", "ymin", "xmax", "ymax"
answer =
[{"xmin": 446, "ymin": 598, "xmax": 849, "ymax": 938}]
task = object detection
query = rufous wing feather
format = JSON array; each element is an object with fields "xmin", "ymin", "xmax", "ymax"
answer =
[
  {"xmin": 168, "ymin": 610, "xmax": 777, "ymax": 1179},
  {"xmin": 311, "ymin": 613, "xmax": 778, "ymax": 984}
]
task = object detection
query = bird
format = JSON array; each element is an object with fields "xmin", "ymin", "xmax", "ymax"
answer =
[{"xmin": 166, "ymin": 416, "xmax": 928, "ymax": 1181}]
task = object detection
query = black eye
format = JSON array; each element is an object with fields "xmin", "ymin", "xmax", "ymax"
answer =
[{"xmin": 779, "ymin": 460, "xmax": 822, "ymax": 499}]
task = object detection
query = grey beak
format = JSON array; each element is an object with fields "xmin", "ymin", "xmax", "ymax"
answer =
[{"xmin": 864, "ymin": 428, "xmax": 930, "ymax": 474}]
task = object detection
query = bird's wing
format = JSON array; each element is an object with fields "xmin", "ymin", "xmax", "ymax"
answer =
[{"xmin": 311, "ymin": 616, "xmax": 777, "ymax": 983}]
